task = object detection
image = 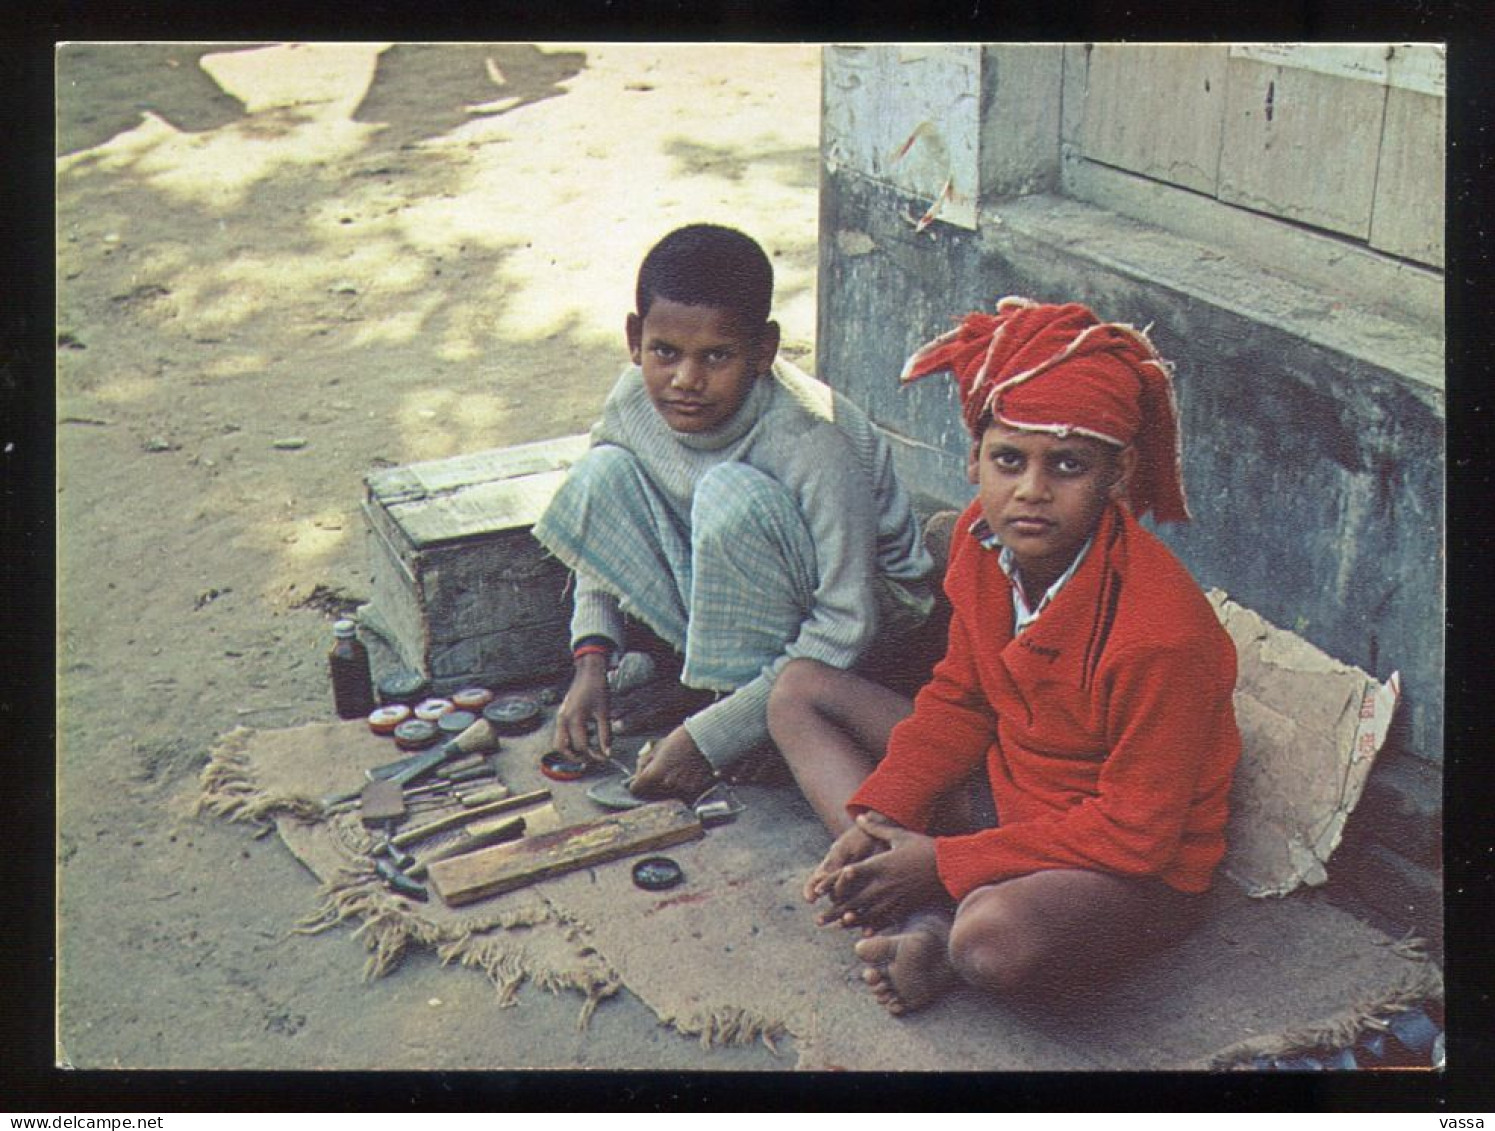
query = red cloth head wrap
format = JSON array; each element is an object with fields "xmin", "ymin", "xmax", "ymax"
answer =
[{"xmin": 901, "ymin": 296, "xmax": 1190, "ymax": 523}]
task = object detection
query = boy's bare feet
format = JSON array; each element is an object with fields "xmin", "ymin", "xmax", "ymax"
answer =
[{"xmin": 853, "ymin": 911, "xmax": 957, "ymax": 1015}]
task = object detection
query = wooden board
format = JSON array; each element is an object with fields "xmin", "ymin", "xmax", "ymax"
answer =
[
  {"xmin": 1217, "ymin": 56, "xmax": 1384, "ymax": 239},
  {"xmin": 428, "ymin": 800, "xmax": 704, "ymax": 906},
  {"xmin": 391, "ymin": 788, "xmax": 552, "ymax": 848},
  {"xmin": 1368, "ymin": 86, "xmax": 1444, "ymax": 268},
  {"xmin": 365, "ymin": 434, "xmax": 591, "ymax": 516},
  {"xmin": 1076, "ymin": 44, "xmax": 1228, "ymax": 196}
]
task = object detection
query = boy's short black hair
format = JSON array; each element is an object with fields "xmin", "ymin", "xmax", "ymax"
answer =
[{"xmin": 636, "ymin": 223, "xmax": 774, "ymax": 327}]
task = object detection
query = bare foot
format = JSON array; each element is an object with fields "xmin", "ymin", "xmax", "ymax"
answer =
[{"xmin": 853, "ymin": 912, "xmax": 957, "ymax": 1015}]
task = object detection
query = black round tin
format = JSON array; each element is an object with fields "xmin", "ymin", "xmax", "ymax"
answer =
[
  {"xmin": 631, "ymin": 856, "xmax": 684, "ymax": 892},
  {"xmin": 483, "ymin": 693, "xmax": 543, "ymax": 735},
  {"xmin": 377, "ymin": 669, "xmax": 430, "ymax": 706}
]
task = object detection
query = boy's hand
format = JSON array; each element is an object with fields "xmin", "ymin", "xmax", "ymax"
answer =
[
  {"xmin": 628, "ymin": 726, "xmax": 716, "ymax": 800},
  {"xmin": 821, "ymin": 813, "xmax": 942, "ymax": 931},
  {"xmin": 804, "ymin": 809, "xmax": 891, "ymax": 908},
  {"xmin": 555, "ymin": 652, "xmax": 611, "ymax": 759}
]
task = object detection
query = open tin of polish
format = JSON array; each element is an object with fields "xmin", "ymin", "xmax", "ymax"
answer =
[{"xmin": 540, "ymin": 749, "xmax": 593, "ymax": 782}]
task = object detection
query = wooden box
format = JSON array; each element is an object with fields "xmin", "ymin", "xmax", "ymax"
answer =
[{"xmin": 361, "ymin": 433, "xmax": 591, "ymax": 692}]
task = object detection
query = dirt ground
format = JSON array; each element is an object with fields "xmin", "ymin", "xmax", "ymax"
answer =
[{"xmin": 54, "ymin": 42, "xmax": 824, "ymax": 1073}]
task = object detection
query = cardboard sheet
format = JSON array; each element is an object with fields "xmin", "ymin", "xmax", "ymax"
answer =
[{"xmin": 1208, "ymin": 590, "xmax": 1401, "ymax": 897}]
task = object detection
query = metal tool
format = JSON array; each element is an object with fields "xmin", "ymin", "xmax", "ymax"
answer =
[
  {"xmin": 391, "ymin": 789, "xmax": 551, "ymax": 850},
  {"xmin": 407, "ymin": 816, "xmax": 527, "ymax": 879},
  {"xmin": 359, "ymin": 779, "xmax": 428, "ymax": 898},
  {"xmin": 374, "ymin": 857, "xmax": 428, "ymax": 900},
  {"xmin": 322, "ymin": 717, "xmax": 500, "ymax": 809}
]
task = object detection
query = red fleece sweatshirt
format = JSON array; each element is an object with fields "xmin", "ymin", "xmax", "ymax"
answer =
[{"xmin": 849, "ymin": 498, "xmax": 1241, "ymax": 899}]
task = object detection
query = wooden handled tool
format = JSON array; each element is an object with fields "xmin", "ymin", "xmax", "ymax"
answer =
[
  {"xmin": 390, "ymin": 789, "xmax": 552, "ymax": 849},
  {"xmin": 428, "ymin": 800, "xmax": 704, "ymax": 906},
  {"xmin": 407, "ymin": 816, "xmax": 526, "ymax": 878},
  {"xmin": 323, "ymin": 717, "xmax": 501, "ymax": 809}
]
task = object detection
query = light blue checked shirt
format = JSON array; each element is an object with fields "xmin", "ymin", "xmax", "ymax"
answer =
[{"xmin": 971, "ymin": 517, "xmax": 1092, "ymax": 635}]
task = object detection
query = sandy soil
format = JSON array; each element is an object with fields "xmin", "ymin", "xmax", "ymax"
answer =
[{"xmin": 55, "ymin": 42, "xmax": 822, "ymax": 1071}]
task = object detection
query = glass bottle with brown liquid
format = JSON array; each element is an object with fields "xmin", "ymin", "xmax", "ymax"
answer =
[{"xmin": 329, "ymin": 619, "xmax": 375, "ymax": 719}]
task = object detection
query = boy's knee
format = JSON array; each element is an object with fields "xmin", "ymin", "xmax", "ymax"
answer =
[
  {"xmin": 947, "ymin": 892, "xmax": 1040, "ymax": 996},
  {"xmin": 571, "ymin": 443, "xmax": 646, "ymax": 490},
  {"xmin": 692, "ymin": 463, "xmax": 791, "ymax": 544},
  {"xmin": 767, "ymin": 658, "xmax": 834, "ymax": 731}
]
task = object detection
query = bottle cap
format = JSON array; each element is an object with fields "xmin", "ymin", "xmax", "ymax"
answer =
[{"xmin": 333, "ymin": 619, "xmax": 357, "ymax": 638}]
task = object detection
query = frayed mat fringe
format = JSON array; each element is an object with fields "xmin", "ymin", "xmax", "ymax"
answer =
[
  {"xmin": 667, "ymin": 1006, "xmax": 788, "ymax": 1052},
  {"xmin": 195, "ymin": 729, "xmax": 323, "ymax": 827},
  {"xmin": 292, "ymin": 869, "xmax": 619, "ymax": 1027},
  {"xmin": 1200, "ymin": 962, "xmax": 1444, "ymax": 1069}
]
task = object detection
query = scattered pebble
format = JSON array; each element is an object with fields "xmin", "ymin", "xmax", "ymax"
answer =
[{"xmin": 272, "ymin": 437, "xmax": 308, "ymax": 450}]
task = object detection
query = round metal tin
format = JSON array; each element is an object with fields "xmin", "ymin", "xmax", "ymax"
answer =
[
  {"xmin": 585, "ymin": 773, "xmax": 646, "ymax": 811},
  {"xmin": 540, "ymin": 750, "xmax": 591, "ymax": 782},
  {"xmin": 392, "ymin": 718, "xmax": 441, "ymax": 750},
  {"xmin": 436, "ymin": 709, "xmax": 479, "ymax": 735},
  {"xmin": 482, "ymin": 693, "xmax": 543, "ymax": 735},
  {"xmin": 413, "ymin": 697, "xmax": 454, "ymax": 721},
  {"xmin": 377, "ymin": 669, "xmax": 429, "ymax": 706},
  {"xmin": 631, "ymin": 856, "xmax": 684, "ymax": 892},
  {"xmin": 367, "ymin": 703, "xmax": 413, "ymax": 735},
  {"xmin": 451, "ymin": 687, "xmax": 495, "ymax": 712}
]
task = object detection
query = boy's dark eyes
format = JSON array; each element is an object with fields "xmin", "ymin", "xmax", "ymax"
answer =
[
  {"xmin": 648, "ymin": 346, "xmax": 735, "ymax": 363},
  {"xmin": 989, "ymin": 450, "xmax": 1089, "ymax": 475}
]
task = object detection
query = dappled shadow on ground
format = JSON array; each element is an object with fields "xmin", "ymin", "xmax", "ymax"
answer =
[
  {"xmin": 53, "ymin": 42, "xmax": 830, "ymax": 1071},
  {"xmin": 57, "ymin": 43, "xmax": 588, "ymax": 159},
  {"xmin": 56, "ymin": 43, "xmax": 264, "ymax": 156},
  {"xmin": 663, "ymin": 136, "xmax": 819, "ymax": 191},
  {"xmin": 352, "ymin": 44, "xmax": 587, "ymax": 151}
]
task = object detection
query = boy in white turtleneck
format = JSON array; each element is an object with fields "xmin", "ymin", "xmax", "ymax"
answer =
[{"xmin": 533, "ymin": 223, "xmax": 935, "ymax": 802}]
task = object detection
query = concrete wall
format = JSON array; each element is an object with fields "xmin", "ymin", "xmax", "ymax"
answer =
[
  {"xmin": 818, "ymin": 45, "xmax": 1445, "ymax": 936},
  {"xmin": 819, "ymin": 44, "xmax": 1444, "ymax": 772}
]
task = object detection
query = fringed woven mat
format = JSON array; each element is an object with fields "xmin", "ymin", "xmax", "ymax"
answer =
[
  {"xmin": 198, "ymin": 721, "xmax": 619, "ymax": 1022},
  {"xmin": 199, "ymin": 718, "xmax": 1439, "ymax": 1070}
]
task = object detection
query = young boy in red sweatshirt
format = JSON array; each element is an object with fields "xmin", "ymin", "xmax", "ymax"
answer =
[{"xmin": 767, "ymin": 297, "xmax": 1242, "ymax": 1013}]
